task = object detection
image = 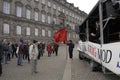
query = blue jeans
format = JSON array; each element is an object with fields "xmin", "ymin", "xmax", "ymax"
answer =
[
  {"xmin": 3, "ymin": 51, "xmax": 8, "ymax": 64},
  {"xmin": 17, "ymin": 53, "xmax": 23, "ymax": 65}
]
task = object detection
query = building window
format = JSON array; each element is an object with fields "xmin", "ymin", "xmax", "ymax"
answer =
[
  {"xmin": 35, "ymin": 28, "xmax": 38, "ymax": 36},
  {"xmin": 26, "ymin": 27, "xmax": 30, "ymax": 35},
  {"xmin": 48, "ymin": 16, "xmax": 51, "ymax": 24},
  {"xmin": 3, "ymin": 1, "xmax": 10, "ymax": 14},
  {"xmin": 35, "ymin": 11, "xmax": 38, "ymax": 21},
  {"xmin": 26, "ymin": 9, "xmax": 31, "ymax": 19},
  {"xmin": 53, "ymin": 18, "xmax": 56, "ymax": 24},
  {"xmin": 16, "ymin": 25, "xmax": 21, "ymax": 35},
  {"xmin": 76, "ymin": 34, "xmax": 78, "ymax": 39},
  {"xmin": 63, "ymin": 9, "xmax": 65, "ymax": 13},
  {"xmin": 42, "ymin": 29, "xmax": 45, "ymax": 37},
  {"xmin": 69, "ymin": 33, "xmax": 71, "ymax": 38},
  {"xmin": 58, "ymin": 6, "xmax": 60, "ymax": 11},
  {"xmin": 42, "ymin": 14, "xmax": 45, "ymax": 22},
  {"xmin": 48, "ymin": 1, "xmax": 51, "ymax": 7},
  {"xmin": 73, "ymin": 34, "xmax": 75, "ymax": 39},
  {"xmin": 48, "ymin": 30, "xmax": 51, "ymax": 37},
  {"xmin": 72, "ymin": 25, "xmax": 75, "ymax": 30},
  {"xmin": 3, "ymin": 23, "xmax": 10, "ymax": 34},
  {"xmin": 34, "ymin": 0, "xmax": 39, "ymax": 1},
  {"xmin": 34, "ymin": 2, "xmax": 39, "ymax": 8},
  {"xmin": 16, "ymin": 6, "xmax": 22, "ymax": 17},
  {"xmin": 42, "ymin": 0, "xmax": 45, "ymax": 4},
  {"xmin": 66, "ymin": 10, "xmax": 68, "ymax": 15},
  {"xmin": 53, "ymin": 4, "xmax": 56, "ymax": 9}
]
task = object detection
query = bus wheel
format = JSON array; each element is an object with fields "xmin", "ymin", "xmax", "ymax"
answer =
[
  {"xmin": 90, "ymin": 60, "xmax": 97, "ymax": 71},
  {"xmin": 79, "ymin": 51, "xmax": 83, "ymax": 60}
]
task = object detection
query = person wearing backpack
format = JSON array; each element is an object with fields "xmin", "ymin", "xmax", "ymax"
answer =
[
  {"xmin": 17, "ymin": 39, "xmax": 24, "ymax": 66},
  {"xmin": 29, "ymin": 40, "xmax": 39, "ymax": 74}
]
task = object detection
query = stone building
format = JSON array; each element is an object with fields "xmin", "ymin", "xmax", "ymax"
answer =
[{"xmin": 0, "ymin": 0, "xmax": 87, "ymax": 43}]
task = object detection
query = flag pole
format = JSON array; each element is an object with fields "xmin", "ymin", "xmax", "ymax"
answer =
[
  {"xmin": 66, "ymin": 29, "xmax": 68, "ymax": 60},
  {"xmin": 66, "ymin": 43, "xmax": 68, "ymax": 60}
]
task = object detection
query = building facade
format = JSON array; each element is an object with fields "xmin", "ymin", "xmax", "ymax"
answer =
[{"xmin": 0, "ymin": 0, "xmax": 87, "ymax": 43}]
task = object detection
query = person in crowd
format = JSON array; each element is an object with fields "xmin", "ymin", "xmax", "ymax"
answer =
[
  {"xmin": 67, "ymin": 40, "xmax": 74, "ymax": 59},
  {"xmin": 54, "ymin": 42, "xmax": 59, "ymax": 56},
  {"xmin": 23, "ymin": 42, "xmax": 30, "ymax": 63},
  {"xmin": 2, "ymin": 39, "xmax": 9, "ymax": 64},
  {"xmin": 42, "ymin": 42, "xmax": 45, "ymax": 55},
  {"xmin": 51, "ymin": 40, "xmax": 55, "ymax": 54},
  {"xmin": 46, "ymin": 41, "xmax": 52, "ymax": 57},
  {"xmin": 0, "ymin": 40, "xmax": 3, "ymax": 77},
  {"xmin": 17, "ymin": 39, "xmax": 24, "ymax": 66},
  {"xmin": 38, "ymin": 41, "xmax": 43, "ymax": 59},
  {"xmin": 11, "ymin": 42, "xmax": 18, "ymax": 58},
  {"xmin": 29, "ymin": 40, "xmax": 39, "ymax": 74},
  {"xmin": 7, "ymin": 42, "xmax": 12, "ymax": 61}
]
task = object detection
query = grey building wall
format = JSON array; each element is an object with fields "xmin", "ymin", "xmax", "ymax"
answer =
[{"xmin": 0, "ymin": 0, "xmax": 87, "ymax": 43}]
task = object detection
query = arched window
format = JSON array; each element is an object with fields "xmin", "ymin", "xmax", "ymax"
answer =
[
  {"xmin": 3, "ymin": 1, "xmax": 10, "ymax": 14},
  {"xmin": 15, "ymin": 1, "xmax": 23, "ymax": 17}
]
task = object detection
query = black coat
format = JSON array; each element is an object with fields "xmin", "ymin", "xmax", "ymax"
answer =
[
  {"xmin": 95, "ymin": 27, "xmax": 100, "ymax": 39},
  {"xmin": 67, "ymin": 43, "xmax": 74, "ymax": 52},
  {"xmin": 54, "ymin": 44, "xmax": 59, "ymax": 51},
  {"xmin": 67, "ymin": 42, "xmax": 74, "ymax": 58}
]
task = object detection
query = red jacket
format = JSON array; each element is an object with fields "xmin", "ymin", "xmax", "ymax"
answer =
[{"xmin": 46, "ymin": 44, "xmax": 52, "ymax": 52}]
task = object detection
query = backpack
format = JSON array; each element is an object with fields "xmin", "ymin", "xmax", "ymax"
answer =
[{"xmin": 18, "ymin": 43, "xmax": 24, "ymax": 53}]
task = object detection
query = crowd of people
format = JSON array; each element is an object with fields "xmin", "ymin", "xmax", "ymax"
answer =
[
  {"xmin": 0, "ymin": 38, "xmax": 75, "ymax": 77},
  {"xmin": 0, "ymin": 38, "xmax": 60, "ymax": 76}
]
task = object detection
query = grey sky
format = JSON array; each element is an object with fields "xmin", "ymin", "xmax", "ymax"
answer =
[{"xmin": 67, "ymin": 0, "xmax": 99, "ymax": 13}]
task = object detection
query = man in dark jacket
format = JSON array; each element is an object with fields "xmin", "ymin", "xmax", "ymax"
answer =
[
  {"xmin": 12, "ymin": 42, "xmax": 18, "ymax": 58},
  {"xmin": 17, "ymin": 39, "xmax": 24, "ymax": 66},
  {"xmin": 54, "ymin": 43, "xmax": 59, "ymax": 56},
  {"xmin": 67, "ymin": 40, "xmax": 74, "ymax": 59},
  {"xmin": 0, "ymin": 40, "xmax": 3, "ymax": 76},
  {"xmin": 38, "ymin": 42, "xmax": 43, "ymax": 59}
]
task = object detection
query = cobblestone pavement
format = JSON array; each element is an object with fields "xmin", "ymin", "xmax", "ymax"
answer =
[
  {"xmin": 71, "ymin": 47, "xmax": 120, "ymax": 80},
  {"xmin": 0, "ymin": 44, "xmax": 120, "ymax": 80}
]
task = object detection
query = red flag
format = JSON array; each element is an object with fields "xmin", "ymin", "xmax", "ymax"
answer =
[{"xmin": 53, "ymin": 27, "xmax": 67, "ymax": 43}]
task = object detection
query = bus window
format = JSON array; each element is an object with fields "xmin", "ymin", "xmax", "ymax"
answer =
[
  {"xmin": 89, "ymin": 21, "xmax": 100, "ymax": 43},
  {"xmin": 108, "ymin": 18, "xmax": 120, "ymax": 43}
]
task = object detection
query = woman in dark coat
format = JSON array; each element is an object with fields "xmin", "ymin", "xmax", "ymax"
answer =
[{"xmin": 67, "ymin": 40, "xmax": 74, "ymax": 59}]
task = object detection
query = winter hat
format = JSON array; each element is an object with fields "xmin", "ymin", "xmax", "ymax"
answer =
[
  {"xmin": 33, "ymin": 39, "xmax": 38, "ymax": 43},
  {"xmin": 20, "ymin": 38, "xmax": 24, "ymax": 43}
]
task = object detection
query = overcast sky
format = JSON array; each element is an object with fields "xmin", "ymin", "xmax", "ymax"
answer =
[{"xmin": 67, "ymin": 0, "xmax": 99, "ymax": 14}]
